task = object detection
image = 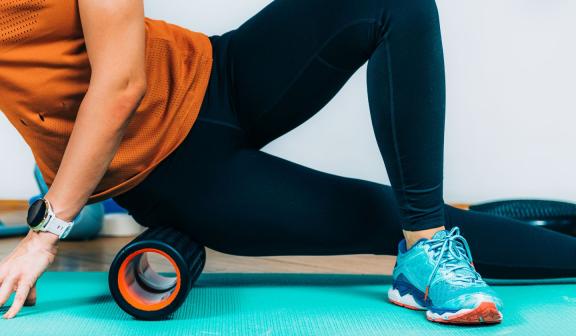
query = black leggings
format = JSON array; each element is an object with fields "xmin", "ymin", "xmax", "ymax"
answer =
[{"xmin": 114, "ymin": 0, "xmax": 576, "ymax": 279}]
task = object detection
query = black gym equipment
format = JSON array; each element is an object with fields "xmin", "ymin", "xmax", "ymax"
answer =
[
  {"xmin": 469, "ymin": 199, "xmax": 576, "ymax": 235},
  {"xmin": 108, "ymin": 226, "xmax": 206, "ymax": 320}
]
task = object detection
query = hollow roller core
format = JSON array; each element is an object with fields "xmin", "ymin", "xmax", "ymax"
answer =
[{"xmin": 109, "ymin": 226, "xmax": 206, "ymax": 320}]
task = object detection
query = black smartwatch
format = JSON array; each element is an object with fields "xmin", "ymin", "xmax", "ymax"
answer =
[{"xmin": 27, "ymin": 198, "xmax": 74, "ymax": 238}]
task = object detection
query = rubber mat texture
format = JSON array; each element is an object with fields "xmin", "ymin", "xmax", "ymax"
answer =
[{"xmin": 2, "ymin": 272, "xmax": 575, "ymax": 336}]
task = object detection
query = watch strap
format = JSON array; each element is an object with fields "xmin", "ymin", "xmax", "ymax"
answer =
[{"xmin": 43, "ymin": 215, "xmax": 73, "ymax": 238}]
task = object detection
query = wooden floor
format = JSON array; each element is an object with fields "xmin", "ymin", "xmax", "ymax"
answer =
[{"xmin": 0, "ymin": 200, "xmax": 396, "ymax": 274}]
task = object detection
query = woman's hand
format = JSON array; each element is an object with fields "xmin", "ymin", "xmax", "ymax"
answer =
[{"xmin": 0, "ymin": 231, "xmax": 58, "ymax": 319}]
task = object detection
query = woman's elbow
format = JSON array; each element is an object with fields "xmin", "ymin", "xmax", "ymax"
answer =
[
  {"xmin": 95, "ymin": 79, "xmax": 146, "ymax": 128},
  {"xmin": 126, "ymin": 76, "xmax": 147, "ymax": 103},
  {"xmin": 116, "ymin": 77, "xmax": 147, "ymax": 114}
]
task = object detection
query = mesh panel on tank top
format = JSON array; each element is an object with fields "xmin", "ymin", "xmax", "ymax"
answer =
[
  {"xmin": 0, "ymin": 0, "xmax": 45, "ymax": 47},
  {"xmin": 0, "ymin": 4, "xmax": 213, "ymax": 202}
]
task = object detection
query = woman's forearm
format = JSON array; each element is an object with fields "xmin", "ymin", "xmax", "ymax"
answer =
[
  {"xmin": 45, "ymin": 81, "xmax": 146, "ymax": 222},
  {"xmin": 42, "ymin": 0, "xmax": 147, "ymax": 223}
]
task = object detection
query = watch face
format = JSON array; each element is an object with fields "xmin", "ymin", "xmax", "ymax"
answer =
[{"xmin": 27, "ymin": 199, "xmax": 47, "ymax": 228}]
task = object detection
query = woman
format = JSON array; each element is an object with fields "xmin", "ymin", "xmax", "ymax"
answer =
[{"xmin": 1, "ymin": 0, "xmax": 575, "ymax": 324}]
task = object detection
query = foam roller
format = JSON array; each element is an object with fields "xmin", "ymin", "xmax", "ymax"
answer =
[{"xmin": 109, "ymin": 226, "xmax": 206, "ymax": 320}]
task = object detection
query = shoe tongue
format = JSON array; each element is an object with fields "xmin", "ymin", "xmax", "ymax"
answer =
[
  {"xmin": 429, "ymin": 231, "xmax": 477, "ymax": 281},
  {"xmin": 431, "ymin": 230, "xmax": 448, "ymax": 240}
]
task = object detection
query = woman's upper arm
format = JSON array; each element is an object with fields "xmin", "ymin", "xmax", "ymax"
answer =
[{"xmin": 78, "ymin": 0, "xmax": 146, "ymax": 92}]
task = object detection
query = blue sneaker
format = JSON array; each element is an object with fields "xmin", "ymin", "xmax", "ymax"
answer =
[{"xmin": 388, "ymin": 227, "xmax": 503, "ymax": 324}]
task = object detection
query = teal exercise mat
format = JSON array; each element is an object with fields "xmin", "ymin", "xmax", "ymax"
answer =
[{"xmin": 2, "ymin": 272, "xmax": 576, "ymax": 336}]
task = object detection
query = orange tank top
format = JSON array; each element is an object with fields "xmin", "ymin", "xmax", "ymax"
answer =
[{"xmin": 0, "ymin": 0, "xmax": 213, "ymax": 203}]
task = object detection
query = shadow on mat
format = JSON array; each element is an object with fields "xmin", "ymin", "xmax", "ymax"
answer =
[{"xmin": 195, "ymin": 273, "xmax": 393, "ymax": 287}]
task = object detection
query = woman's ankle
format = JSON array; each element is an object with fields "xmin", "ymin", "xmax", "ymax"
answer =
[{"xmin": 403, "ymin": 226, "xmax": 446, "ymax": 250}]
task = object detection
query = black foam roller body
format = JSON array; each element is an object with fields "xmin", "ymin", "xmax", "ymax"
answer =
[{"xmin": 109, "ymin": 226, "xmax": 206, "ymax": 320}]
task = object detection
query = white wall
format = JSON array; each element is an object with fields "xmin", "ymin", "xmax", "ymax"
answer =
[{"xmin": 1, "ymin": 0, "xmax": 575, "ymax": 203}]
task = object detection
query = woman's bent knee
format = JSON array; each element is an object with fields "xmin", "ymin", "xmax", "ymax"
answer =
[{"xmin": 386, "ymin": 0, "xmax": 441, "ymax": 35}]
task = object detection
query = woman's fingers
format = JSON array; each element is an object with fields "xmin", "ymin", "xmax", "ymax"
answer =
[
  {"xmin": 0, "ymin": 234, "xmax": 56, "ymax": 319},
  {"xmin": 0, "ymin": 276, "xmax": 16, "ymax": 309},
  {"xmin": 0, "ymin": 266, "xmax": 7, "ymax": 285},
  {"xmin": 24, "ymin": 284, "xmax": 37, "ymax": 306},
  {"xmin": 3, "ymin": 279, "xmax": 33, "ymax": 319},
  {"xmin": 0, "ymin": 273, "xmax": 38, "ymax": 319}
]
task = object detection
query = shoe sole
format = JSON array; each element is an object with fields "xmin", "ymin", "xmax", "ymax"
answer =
[
  {"xmin": 426, "ymin": 301, "xmax": 503, "ymax": 324},
  {"xmin": 388, "ymin": 288, "xmax": 503, "ymax": 325},
  {"xmin": 387, "ymin": 288, "xmax": 426, "ymax": 310}
]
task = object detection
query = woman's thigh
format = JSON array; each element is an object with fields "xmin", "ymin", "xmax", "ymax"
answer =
[
  {"xmin": 226, "ymin": 0, "xmax": 393, "ymax": 148},
  {"xmin": 113, "ymin": 107, "xmax": 401, "ymax": 256},
  {"xmin": 137, "ymin": 142, "xmax": 405, "ymax": 256}
]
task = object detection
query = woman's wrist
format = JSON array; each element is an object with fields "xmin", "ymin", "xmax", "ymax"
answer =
[
  {"xmin": 37, "ymin": 231, "xmax": 60, "ymax": 246},
  {"xmin": 27, "ymin": 231, "xmax": 59, "ymax": 256},
  {"xmin": 27, "ymin": 230, "xmax": 59, "ymax": 245}
]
